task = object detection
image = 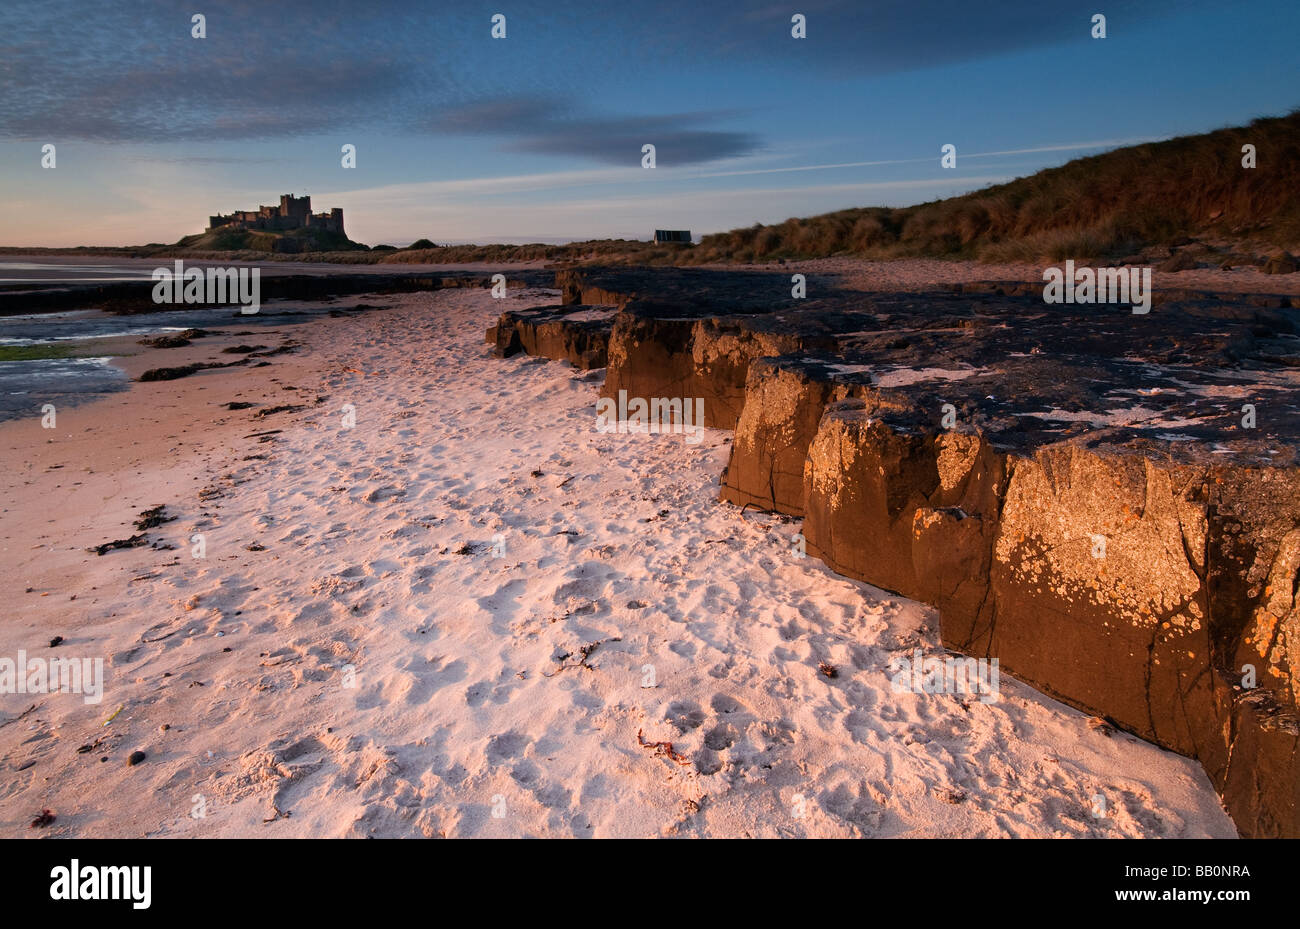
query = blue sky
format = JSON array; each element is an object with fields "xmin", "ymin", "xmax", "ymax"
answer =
[{"xmin": 1, "ymin": 0, "xmax": 1296, "ymax": 246}]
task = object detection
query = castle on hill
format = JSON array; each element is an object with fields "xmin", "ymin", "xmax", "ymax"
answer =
[{"xmin": 207, "ymin": 194, "xmax": 345, "ymax": 237}]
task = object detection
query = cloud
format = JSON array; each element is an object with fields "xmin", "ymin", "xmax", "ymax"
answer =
[
  {"xmin": 430, "ymin": 98, "xmax": 760, "ymax": 166},
  {"xmin": 0, "ymin": 0, "xmax": 433, "ymax": 142},
  {"xmin": 0, "ymin": 49, "xmax": 410, "ymax": 142},
  {"xmin": 628, "ymin": 0, "xmax": 1212, "ymax": 77},
  {"xmin": 0, "ymin": 0, "xmax": 1212, "ymax": 143}
]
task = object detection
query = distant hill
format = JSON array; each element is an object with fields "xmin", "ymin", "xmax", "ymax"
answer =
[
  {"xmin": 174, "ymin": 225, "xmax": 366, "ymax": 254},
  {"xmin": 683, "ymin": 110, "xmax": 1300, "ymax": 265}
]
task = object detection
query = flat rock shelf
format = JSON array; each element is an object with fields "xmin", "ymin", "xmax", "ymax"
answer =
[{"xmin": 493, "ymin": 265, "xmax": 1300, "ymax": 838}]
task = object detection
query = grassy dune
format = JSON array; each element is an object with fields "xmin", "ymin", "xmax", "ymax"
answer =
[{"xmin": 686, "ymin": 110, "xmax": 1300, "ymax": 264}]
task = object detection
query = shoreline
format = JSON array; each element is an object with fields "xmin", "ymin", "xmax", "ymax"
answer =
[{"xmin": 0, "ymin": 284, "xmax": 1236, "ymax": 837}]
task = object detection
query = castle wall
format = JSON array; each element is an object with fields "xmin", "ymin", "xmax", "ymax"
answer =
[{"xmin": 205, "ymin": 195, "xmax": 344, "ymax": 236}]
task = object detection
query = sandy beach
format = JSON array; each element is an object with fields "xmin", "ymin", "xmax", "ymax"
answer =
[{"xmin": 0, "ymin": 279, "xmax": 1238, "ymax": 838}]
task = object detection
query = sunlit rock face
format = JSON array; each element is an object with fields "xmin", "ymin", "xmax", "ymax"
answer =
[
  {"xmin": 490, "ymin": 305, "xmax": 616, "ymax": 369},
  {"xmin": 503, "ymin": 266, "xmax": 1300, "ymax": 837}
]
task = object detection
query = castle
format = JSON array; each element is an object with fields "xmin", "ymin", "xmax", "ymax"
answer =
[{"xmin": 207, "ymin": 194, "xmax": 345, "ymax": 237}]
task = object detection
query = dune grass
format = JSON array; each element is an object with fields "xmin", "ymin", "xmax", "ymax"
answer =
[{"xmin": 682, "ymin": 110, "xmax": 1300, "ymax": 265}]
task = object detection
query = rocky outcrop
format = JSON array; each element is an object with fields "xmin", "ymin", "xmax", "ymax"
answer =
[
  {"xmin": 555, "ymin": 266, "xmax": 786, "ymax": 310},
  {"xmin": 1265, "ymin": 253, "xmax": 1298, "ymax": 275},
  {"xmin": 719, "ymin": 359, "xmax": 865, "ymax": 515},
  {"xmin": 803, "ymin": 406, "xmax": 1009, "ymax": 612},
  {"xmin": 489, "ymin": 305, "xmax": 615, "ymax": 369},
  {"xmin": 556, "ymin": 269, "xmax": 633, "ymax": 308},
  {"xmin": 722, "ymin": 358, "xmax": 1300, "ymax": 836},
  {"xmin": 498, "ymin": 266, "xmax": 1300, "ymax": 836},
  {"xmin": 601, "ymin": 309, "xmax": 826, "ymax": 430},
  {"xmin": 719, "ymin": 298, "xmax": 1300, "ymax": 837},
  {"xmin": 802, "ymin": 418, "xmax": 1300, "ymax": 836}
]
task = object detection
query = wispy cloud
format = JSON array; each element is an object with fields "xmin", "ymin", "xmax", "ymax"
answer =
[
  {"xmin": 0, "ymin": 0, "xmax": 1206, "ymax": 143},
  {"xmin": 682, "ymin": 137, "xmax": 1170, "ymax": 179},
  {"xmin": 427, "ymin": 98, "xmax": 760, "ymax": 166}
]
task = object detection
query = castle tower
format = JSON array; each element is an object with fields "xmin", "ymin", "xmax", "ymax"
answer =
[{"xmin": 279, "ymin": 194, "xmax": 311, "ymax": 226}]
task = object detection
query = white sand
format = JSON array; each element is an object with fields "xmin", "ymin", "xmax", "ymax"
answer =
[{"xmin": 0, "ymin": 286, "xmax": 1236, "ymax": 837}]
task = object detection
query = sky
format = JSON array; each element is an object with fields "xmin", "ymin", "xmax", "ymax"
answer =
[{"xmin": 0, "ymin": 0, "xmax": 1297, "ymax": 247}]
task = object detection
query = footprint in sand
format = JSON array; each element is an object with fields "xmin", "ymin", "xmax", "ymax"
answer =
[
  {"xmin": 819, "ymin": 780, "xmax": 885, "ymax": 835},
  {"xmin": 465, "ymin": 670, "xmax": 523, "ymax": 708},
  {"xmin": 485, "ymin": 731, "xmax": 530, "ymax": 764},
  {"xmin": 760, "ymin": 718, "xmax": 798, "ymax": 747},
  {"xmin": 397, "ymin": 655, "xmax": 468, "ymax": 703},
  {"xmin": 694, "ymin": 748, "xmax": 723, "ymax": 775},
  {"xmin": 703, "ymin": 722, "xmax": 738, "ymax": 751},
  {"xmin": 665, "ymin": 700, "xmax": 706, "ymax": 733},
  {"xmin": 364, "ymin": 484, "xmax": 406, "ymax": 504},
  {"xmin": 710, "ymin": 693, "xmax": 750, "ymax": 716}
]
